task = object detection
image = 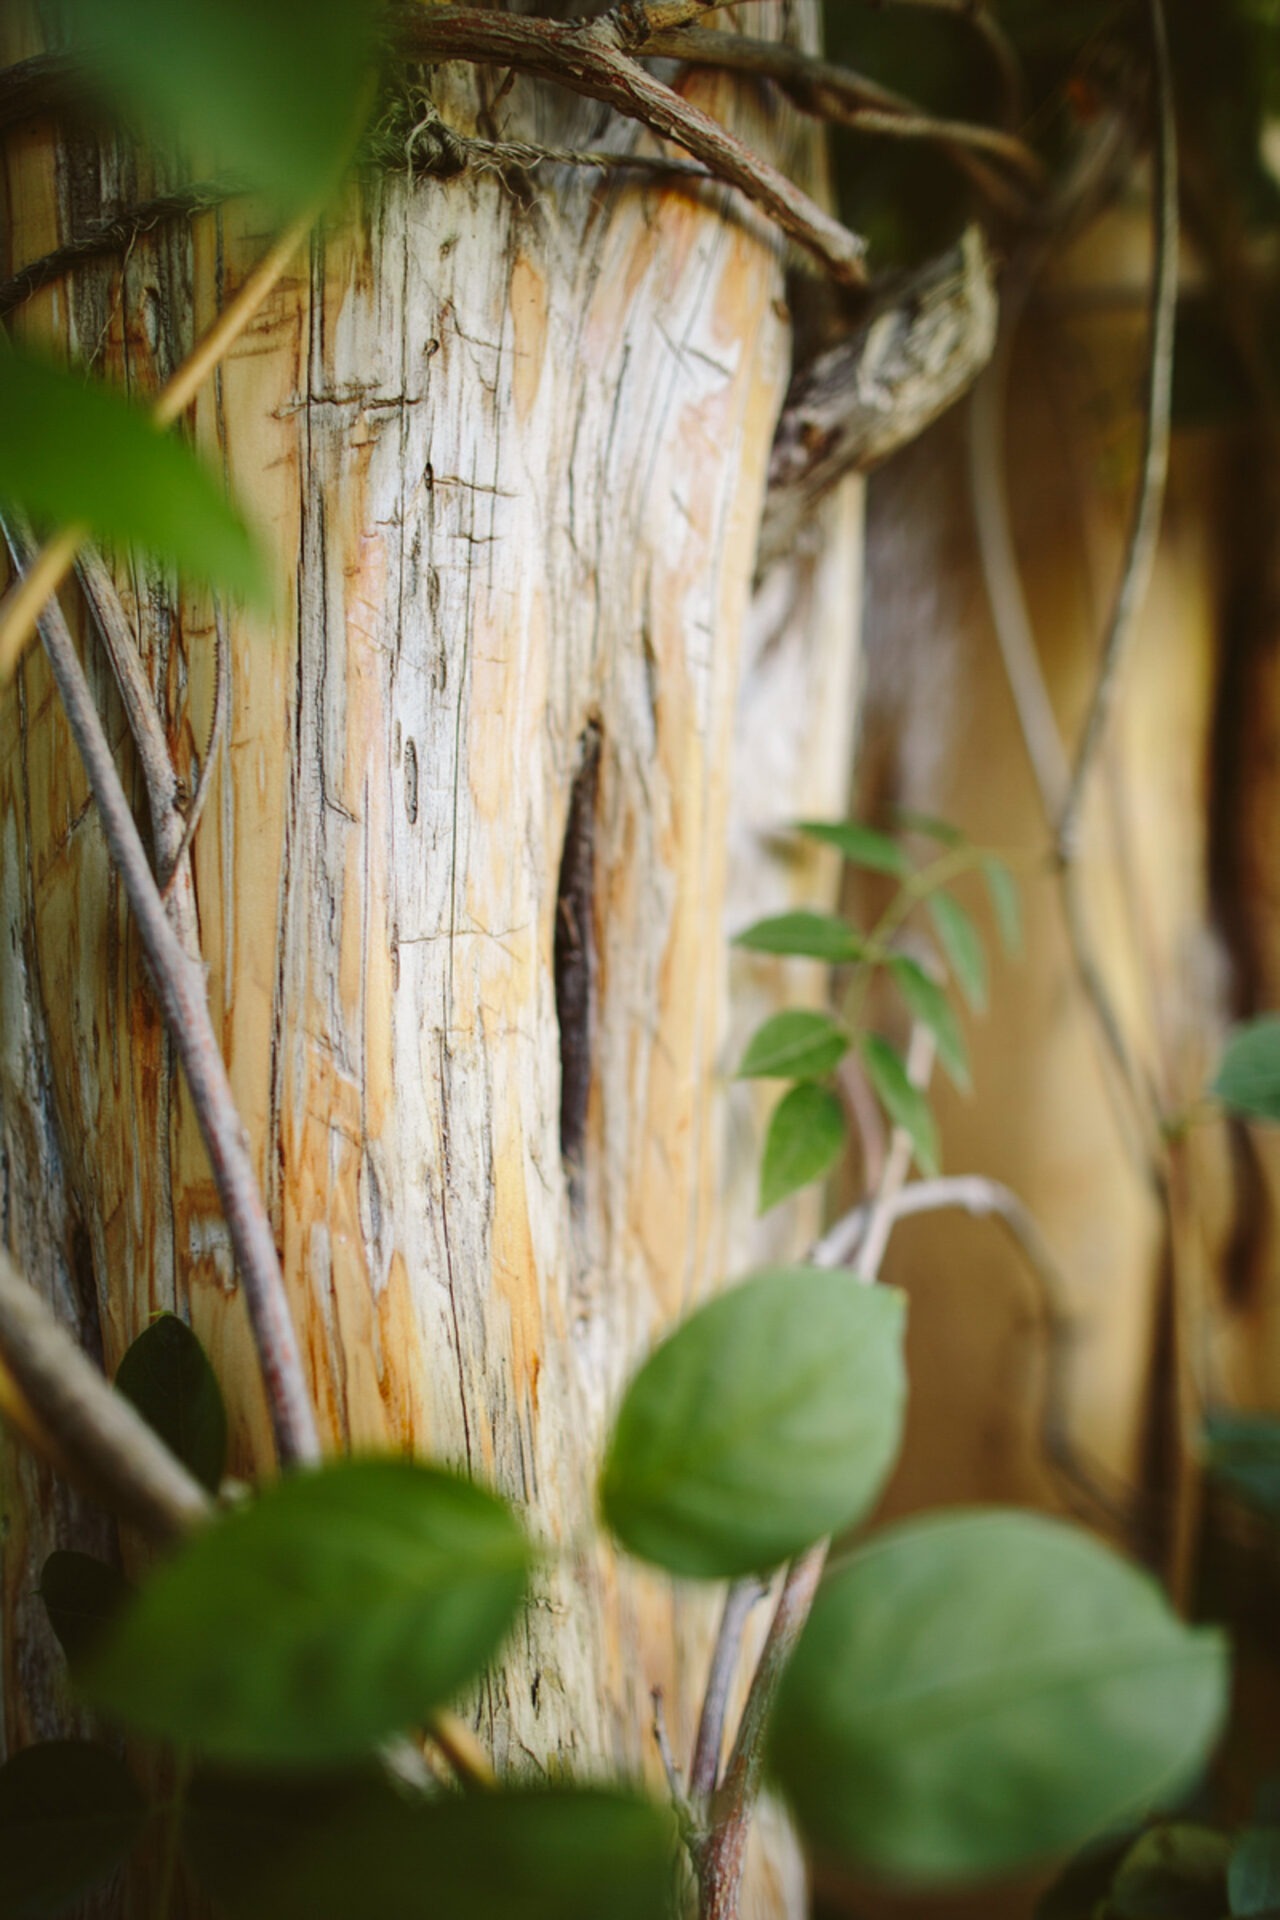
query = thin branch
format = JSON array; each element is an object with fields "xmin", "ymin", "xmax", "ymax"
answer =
[
  {"xmin": 0, "ymin": 181, "xmax": 239, "ymax": 321},
  {"xmin": 696, "ymin": 1543, "xmax": 825, "ymax": 1920},
  {"xmin": 0, "ymin": 51, "xmax": 90, "ymax": 135},
  {"xmin": 642, "ymin": 28, "xmax": 1043, "ymax": 198},
  {"xmin": 0, "ymin": 197, "xmax": 318, "ymax": 678},
  {"xmin": 427, "ymin": 1710, "xmax": 499, "ymax": 1790},
  {"xmin": 0, "ymin": 1250, "xmax": 211, "ymax": 1541},
  {"xmin": 689, "ymin": 1575, "xmax": 766, "ymax": 1803},
  {"xmin": 812, "ymin": 1174, "xmax": 1140, "ymax": 1531},
  {"xmin": 1056, "ymin": 0, "xmax": 1178, "ymax": 861},
  {"xmin": 853, "ymin": 1023, "xmax": 937, "ymax": 1281},
  {"xmin": 692, "ymin": 1027, "xmax": 934, "ymax": 1916},
  {"xmin": 761, "ymin": 225, "xmax": 997, "ymax": 576},
  {"xmin": 403, "ymin": 8, "xmax": 867, "ymax": 287},
  {"xmin": 0, "ymin": 515, "xmax": 320, "ymax": 1468}
]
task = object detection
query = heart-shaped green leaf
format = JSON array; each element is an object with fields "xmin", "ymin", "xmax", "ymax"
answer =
[
  {"xmin": 1107, "ymin": 1824, "xmax": 1230, "ymax": 1919},
  {"xmin": 888, "ymin": 957, "xmax": 970, "ymax": 1093},
  {"xmin": 738, "ymin": 1009, "xmax": 850, "ymax": 1081},
  {"xmin": 733, "ymin": 911, "xmax": 865, "ymax": 964},
  {"xmin": 1211, "ymin": 1017, "xmax": 1280, "ymax": 1123},
  {"xmin": 182, "ymin": 1774, "xmax": 676, "ymax": 1920},
  {"xmin": 82, "ymin": 1458, "xmax": 530, "ymax": 1766},
  {"xmin": 600, "ymin": 1268, "xmax": 906, "ymax": 1578},
  {"xmin": 927, "ymin": 890, "xmax": 987, "ymax": 1011},
  {"xmin": 0, "ymin": 1741, "xmax": 147, "ymax": 1919},
  {"xmin": 0, "ymin": 346, "xmax": 267, "ymax": 603},
  {"xmin": 65, "ymin": 0, "xmax": 378, "ymax": 212},
  {"xmin": 861, "ymin": 1034, "xmax": 939, "ymax": 1175},
  {"xmin": 795, "ymin": 820, "xmax": 910, "ymax": 877},
  {"xmin": 770, "ymin": 1509, "xmax": 1229, "ymax": 1882},
  {"xmin": 39, "ymin": 1551, "xmax": 134, "ymax": 1666},
  {"xmin": 759, "ymin": 1082, "xmax": 847, "ymax": 1213},
  {"xmin": 115, "ymin": 1312, "xmax": 227, "ymax": 1492}
]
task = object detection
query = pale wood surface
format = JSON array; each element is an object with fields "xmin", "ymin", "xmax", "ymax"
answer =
[{"xmin": 0, "ymin": 7, "xmax": 865, "ymax": 1915}]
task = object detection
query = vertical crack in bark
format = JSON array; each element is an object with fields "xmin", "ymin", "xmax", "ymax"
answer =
[{"xmin": 554, "ymin": 721, "xmax": 601, "ymax": 1190}]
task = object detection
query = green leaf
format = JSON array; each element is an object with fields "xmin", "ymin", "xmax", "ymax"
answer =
[
  {"xmin": 1204, "ymin": 1412, "xmax": 1280, "ymax": 1520},
  {"xmin": 733, "ymin": 911, "xmax": 865, "ymax": 964},
  {"xmin": 1230, "ymin": 1829, "xmax": 1280, "ymax": 1915},
  {"xmin": 892, "ymin": 807, "xmax": 965, "ymax": 848},
  {"xmin": 759, "ymin": 1083, "xmax": 848, "ymax": 1214},
  {"xmin": 600, "ymin": 1267, "xmax": 906, "ymax": 1578},
  {"xmin": 0, "ymin": 1741, "xmax": 147, "ymax": 1919},
  {"xmin": 65, "ymin": 0, "xmax": 378, "ymax": 213},
  {"xmin": 38, "ymin": 1552, "xmax": 134, "ymax": 1667},
  {"xmin": 1211, "ymin": 1016, "xmax": 1280, "ymax": 1123},
  {"xmin": 0, "ymin": 345, "xmax": 267, "ymax": 603},
  {"xmin": 82, "ymin": 1458, "xmax": 531, "ymax": 1766},
  {"xmin": 115, "ymin": 1312, "xmax": 227, "ymax": 1493},
  {"xmin": 1106, "ymin": 1825, "xmax": 1230, "ymax": 1919},
  {"xmin": 927, "ymin": 890, "xmax": 988, "ymax": 1011},
  {"xmin": 737, "ymin": 1009, "xmax": 850, "ymax": 1080},
  {"xmin": 769, "ymin": 1509, "xmax": 1229, "ymax": 1883},
  {"xmin": 887, "ymin": 956, "xmax": 970, "ymax": 1093},
  {"xmin": 182, "ymin": 1775, "xmax": 677, "ymax": 1920},
  {"xmin": 795, "ymin": 819, "xmax": 910, "ymax": 877},
  {"xmin": 982, "ymin": 855, "xmax": 1023, "ymax": 957},
  {"xmin": 860, "ymin": 1034, "xmax": 939, "ymax": 1175}
]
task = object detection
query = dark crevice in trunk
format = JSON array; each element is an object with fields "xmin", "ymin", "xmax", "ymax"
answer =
[{"xmin": 554, "ymin": 719, "xmax": 601, "ymax": 1190}]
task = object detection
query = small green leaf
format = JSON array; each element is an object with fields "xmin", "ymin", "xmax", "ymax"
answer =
[
  {"xmin": 38, "ymin": 1552, "xmax": 134, "ymax": 1667},
  {"xmin": 759, "ymin": 1083, "xmax": 848, "ymax": 1214},
  {"xmin": 0, "ymin": 346, "xmax": 267, "ymax": 603},
  {"xmin": 1230, "ymin": 1829, "xmax": 1280, "ymax": 1915},
  {"xmin": 737, "ymin": 1009, "xmax": 850, "ymax": 1080},
  {"xmin": 1204, "ymin": 1412, "xmax": 1280, "ymax": 1520},
  {"xmin": 769, "ymin": 1510, "xmax": 1229, "ymax": 1883},
  {"xmin": 861, "ymin": 1034, "xmax": 939, "ymax": 1175},
  {"xmin": 927, "ymin": 890, "xmax": 988, "ymax": 1011},
  {"xmin": 115, "ymin": 1312, "xmax": 227, "ymax": 1493},
  {"xmin": 733, "ymin": 911, "xmax": 865, "ymax": 964},
  {"xmin": 66, "ymin": 0, "xmax": 378, "ymax": 212},
  {"xmin": 600, "ymin": 1267, "xmax": 906, "ymax": 1579},
  {"xmin": 795, "ymin": 820, "xmax": 910, "ymax": 877},
  {"xmin": 892, "ymin": 807, "xmax": 965, "ymax": 848},
  {"xmin": 1035, "ymin": 1832, "xmax": 1139, "ymax": 1920},
  {"xmin": 887, "ymin": 957, "xmax": 970, "ymax": 1093},
  {"xmin": 1107, "ymin": 1825, "xmax": 1230, "ymax": 1919},
  {"xmin": 183, "ymin": 1775, "xmax": 677, "ymax": 1920},
  {"xmin": 0, "ymin": 1741, "xmax": 147, "ymax": 1920},
  {"xmin": 982, "ymin": 855, "xmax": 1023, "ymax": 957},
  {"xmin": 82, "ymin": 1458, "xmax": 531, "ymax": 1766},
  {"xmin": 1211, "ymin": 1016, "xmax": 1280, "ymax": 1123}
]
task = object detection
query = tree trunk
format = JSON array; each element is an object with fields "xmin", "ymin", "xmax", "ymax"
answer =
[{"xmin": 0, "ymin": 5, "xmax": 862, "ymax": 1914}]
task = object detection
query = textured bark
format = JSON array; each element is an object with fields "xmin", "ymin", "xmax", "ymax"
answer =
[{"xmin": 0, "ymin": 5, "xmax": 863, "ymax": 1914}]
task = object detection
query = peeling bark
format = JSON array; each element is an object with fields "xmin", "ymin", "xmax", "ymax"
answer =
[{"xmin": 0, "ymin": 6, "xmax": 863, "ymax": 1914}]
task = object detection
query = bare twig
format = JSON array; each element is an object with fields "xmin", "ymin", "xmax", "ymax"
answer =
[
  {"xmin": 427, "ymin": 1710, "xmax": 499, "ymax": 1790},
  {"xmin": 0, "ymin": 181, "xmax": 239, "ymax": 321},
  {"xmin": 0, "ymin": 516, "xmax": 320, "ymax": 1467},
  {"xmin": 692, "ymin": 1027, "xmax": 934, "ymax": 1916},
  {"xmin": 643, "ymin": 28, "xmax": 1042, "ymax": 200},
  {"xmin": 0, "ymin": 1251, "xmax": 210, "ymax": 1540},
  {"xmin": 403, "ymin": 8, "xmax": 867, "ymax": 287},
  {"xmin": 689, "ymin": 1575, "xmax": 766, "ymax": 1803},
  {"xmin": 761, "ymin": 226, "xmax": 997, "ymax": 576},
  {"xmin": 0, "ymin": 197, "xmax": 318, "ymax": 678},
  {"xmin": 1057, "ymin": 0, "xmax": 1178, "ymax": 861},
  {"xmin": 696, "ymin": 1543, "xmax": 825, "ymax": 1920}
]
